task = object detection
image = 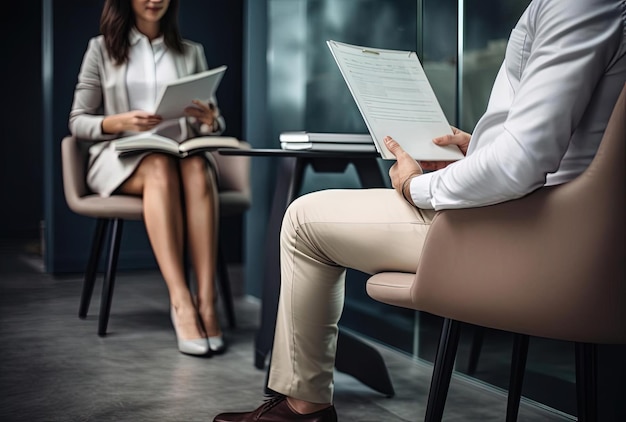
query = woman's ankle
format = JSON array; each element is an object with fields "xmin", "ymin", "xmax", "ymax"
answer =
[
  {"xmin": 196, "ymin": 303, "xmax": 221, "ymax": 337},
  {"xmin": 199, "ymin": 313, "xmax": 221, "ymax": 337},
  {"xmin": 170, "ymin": 290, "xmax": 195, "ymax": 311}
]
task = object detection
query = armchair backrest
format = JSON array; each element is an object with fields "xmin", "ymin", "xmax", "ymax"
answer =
[
  {"xmin": 61, "ymin": 135, "xmax": 90, "ymax": 212},
  {"xmin": 212, "ymin": 140, "xmax": 252, "ymax": 196},
  {"xmin": 412, "ymin": 84, "xmax": 626, "ymax": 344},
  {"xmin": 60, "ymin": 135, "xmax": 141, "ymax": 220}
]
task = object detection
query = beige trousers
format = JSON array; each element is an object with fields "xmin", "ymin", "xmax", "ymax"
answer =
[{"xmin": 267, "ymin": 188, "xmax": 435, "ymax": 403}]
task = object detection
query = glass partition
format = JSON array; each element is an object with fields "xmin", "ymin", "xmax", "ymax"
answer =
[
  {"xmin": 268, "ymin": 0, "xmax": 420, "ymax": 138},
  {"xmin": 422, "ymin": 0, "xmax": 458, "ymax": 125},
  {"xmin": 459, "ymin": 0, "xmax": 529, "ymax": 131},
  {"xmin": 268, "ymin": 0, "xmax": 421, "ymax": 354}
]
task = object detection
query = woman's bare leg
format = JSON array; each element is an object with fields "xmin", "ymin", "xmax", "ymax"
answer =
[
  {"xmin": 179, "ymin": 156, "xmax": 221, "ymax": 337},
  {"xmin": 119, "ymin": 153, "xmax": 203, "ymax": 340}
]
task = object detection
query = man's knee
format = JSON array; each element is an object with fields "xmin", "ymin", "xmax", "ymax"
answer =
[
  {"xmin": 281, "ymin": 190, "xmax": 338, "ymax": 243},
  {"xmin": 284, "ymin": 192, "xmax": 323, "ymax": 227}
]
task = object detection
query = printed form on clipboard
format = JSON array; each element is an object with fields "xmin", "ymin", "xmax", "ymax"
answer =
[{"xmin": 327, "ymin": 40, "xmax": 464, "ymax": 161}]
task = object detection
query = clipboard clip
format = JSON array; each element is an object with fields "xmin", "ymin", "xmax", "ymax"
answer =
[{"xmin": 362, "ymin": 48, "xmax": 415, "ymax": 58}]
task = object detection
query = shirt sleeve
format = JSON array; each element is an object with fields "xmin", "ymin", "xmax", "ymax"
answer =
[{"xmin": 411, "ymin": 0, "xmax": 624, "ymax": 210}]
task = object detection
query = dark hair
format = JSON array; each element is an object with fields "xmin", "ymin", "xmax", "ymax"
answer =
[{"xmin": 100, "ymin": 0, "xmax": 184, "ymax": 65}]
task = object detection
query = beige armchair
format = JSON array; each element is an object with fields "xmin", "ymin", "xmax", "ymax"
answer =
[
  {"xmin": 61, "ymin": 135, "xmax": 252, "ymax": 336},
  {"xmin": 366, "ymin": 84, "xmax": 626, "ymax": 421}
]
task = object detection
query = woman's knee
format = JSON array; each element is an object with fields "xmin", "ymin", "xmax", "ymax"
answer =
[
  {"xmin": 141, "ymin": 153, "xmax": 179, "ymax": 187},
  {"xmin": 181, "ymin": 156, "xmax": 213, "ymax": 193}
]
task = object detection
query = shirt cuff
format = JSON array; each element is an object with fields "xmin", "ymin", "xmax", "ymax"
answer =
[{"xmin": 410, "ymin": 172, "xmax": 435, "ymax": 209}]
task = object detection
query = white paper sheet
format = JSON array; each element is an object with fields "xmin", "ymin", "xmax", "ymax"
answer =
[
  {"xmin": 327, "ymin": 40, "xmax": 463, "ymax": 161},
  {"xmin": 153, "ymin": 65, "xmax": 227, "ymax": 120}
]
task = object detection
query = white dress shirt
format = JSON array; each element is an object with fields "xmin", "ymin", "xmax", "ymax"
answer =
[
  {"xmin": 411, "ymin": 0, "xmax": 626, "ymax": 210},
  {"xmin": 126, "ymin": 28, "xmax": 188, "ymax": 138},
  {"xmin": 126, "ymin": 28, "xmax": 178, "ymax": 114}
]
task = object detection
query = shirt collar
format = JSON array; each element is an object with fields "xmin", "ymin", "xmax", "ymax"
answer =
[{"xmin": 129, "ymin": 26, "xmax": 165, "ymax": 48}]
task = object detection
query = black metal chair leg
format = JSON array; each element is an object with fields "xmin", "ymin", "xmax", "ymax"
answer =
[
  {"xmin": 467, "ymin": 324, "xmax": 485, "ymax": 376},
  {"xmin": 425, "ymin": 318, "xmax": 461, "ymax": 422},
  {"xmin": 335, "ymin": 328, "xmax": 395, "ymax": 398},
  {"xmin": 575, "ymin": 342, "xmax": 597, "ymax": 422},
  {"xmin": 506, "ymin": 333, "xmax": 530, "ymax": 422},
  {"xmin": 217, "ymin": 247, "xmax": 236, "ymax": 328},
  {"xmin": 98, "ymin": 219, "xmax": 123, "ymax": 336},
  {"xmin": 79, "ymin": 218, "xmax": 109, "ymax": 319}
]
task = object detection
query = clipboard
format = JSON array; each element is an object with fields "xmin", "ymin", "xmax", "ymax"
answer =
[{"xmin": 327, "ymin": 40, "xmax": 463, "ymax": 161}]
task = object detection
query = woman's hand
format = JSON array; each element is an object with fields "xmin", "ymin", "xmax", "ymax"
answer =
[
  {"xmin": 185, "ymin": 99, "xmax": 219, "ymax": 132},
  {"xmin": 385, "ymin": 136, "xmax": 423, "ymax": 205},
  {"xmin": 418, "ymin": 126, "xmax": 471, "ymax": 171},
  {"xmin": 102, "ymin": 111, "xmax": 162, "ymax": 134}
]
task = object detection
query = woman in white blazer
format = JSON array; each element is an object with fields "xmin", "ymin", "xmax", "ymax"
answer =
[{"xmin": 69, "ymin": 0, "xmax": 226, "ymax": 356}]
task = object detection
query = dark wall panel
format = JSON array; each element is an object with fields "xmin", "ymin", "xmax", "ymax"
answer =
[
  {"xmin": 181, "ymin": 1, "xmax": 244, "ymax": 141},
  {"xmin": 0, "ymin": 3, "xmax": 44, "ymax": 239}
]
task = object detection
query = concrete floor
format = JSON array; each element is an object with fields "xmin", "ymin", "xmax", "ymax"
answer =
[{"xmin": 0, "ymin": 243, "xmax": 572, "ymax": 421}]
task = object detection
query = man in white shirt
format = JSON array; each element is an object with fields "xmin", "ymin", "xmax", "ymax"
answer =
[{"xmin": 213, "ymin": 0, "xmax": 625, "ymax": 420}]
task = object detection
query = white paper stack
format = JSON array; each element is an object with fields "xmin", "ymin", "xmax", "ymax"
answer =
[{"xmin": 279, "ymin": 132, "xmax": 377, "ymax": 152}]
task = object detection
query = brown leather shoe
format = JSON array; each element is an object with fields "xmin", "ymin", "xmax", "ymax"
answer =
[{"xmin": 212, "ymin": 395, "xmax": 338, "ymax": 421}]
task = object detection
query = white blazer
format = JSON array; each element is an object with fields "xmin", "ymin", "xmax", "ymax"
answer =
[{"xmin": 69, "ymin": 35, "xmax": 225, "ymax": 197}]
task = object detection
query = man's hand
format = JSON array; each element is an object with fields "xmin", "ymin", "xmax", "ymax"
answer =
[
  {"xmin": 385, "ymin": 136, "xmax": 422, "ymax": 205},
  {"xmin": 419, "ymin": 126, "xmax": 471, "ymax": 171}
]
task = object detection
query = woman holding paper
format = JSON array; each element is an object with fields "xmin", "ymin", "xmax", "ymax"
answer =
[{"xmin": 69, "ymin": 0, "xmax": 227, "ymax": 356}]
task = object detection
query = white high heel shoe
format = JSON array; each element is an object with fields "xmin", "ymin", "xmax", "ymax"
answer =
[
  {"xmin": 193, "ymin": 295, "xmax": 226, "ymax": 354},
  {"xmin": 208, "ymin": 335, "xmax": 226, "ymax": 354},
  {"xmin": 170, "ymin": 307, "xmax": 209, "ymax": 356}
]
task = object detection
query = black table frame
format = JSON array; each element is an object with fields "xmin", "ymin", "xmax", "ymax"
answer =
[{"xmin": 218, "ymin": 148, "xmax": 395, "ymax": 398}]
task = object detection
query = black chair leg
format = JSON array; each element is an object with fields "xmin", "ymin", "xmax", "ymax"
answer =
[
  {"xmin": 467, "ymin": 324, "xmax": 485, "ymax": 376},
  {"xmin": 335, "ymin": 328, "xmax": 396, "ymax": 398},
  {"xmin": 575, "ymin": 342, "xmax": 597, "ymax": 422},
  {"xmin": 217, "ymin": 247, "xmax": 237, "ymax": 328},
  {"xmin": 506, "ymin": 333, "xmax": 530, "ymax": 422},
  {"xmin": 79, "ymin": 218, "xmax": 109, "ymax": 319},
  {"xmin": 425, "ymin": 318, "xmax": 461, "ymax": 422},
  {"xmin": 98, "ymin": 218, "xmax": 123, "ymax": 336}
]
